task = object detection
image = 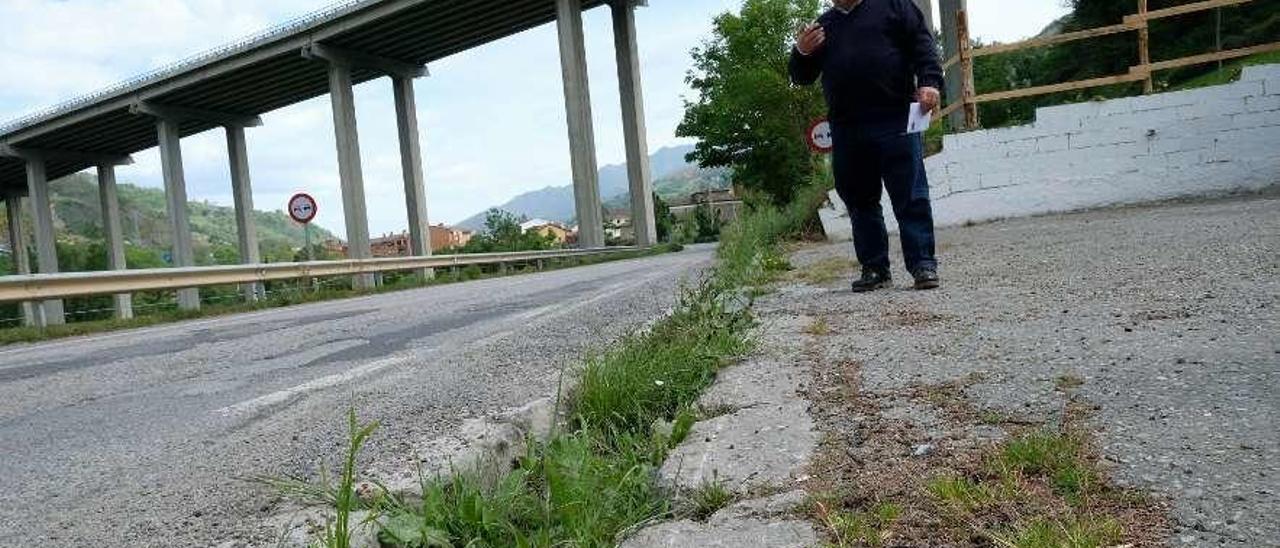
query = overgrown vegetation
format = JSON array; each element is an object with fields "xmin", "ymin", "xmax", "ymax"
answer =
[
  {"xmin": 284, "ymin": 180, "xmax": 826, "ymax": 548},
  {"xmin": 677, "ymin": 0, "xmax": 827, "ymax": 205}
]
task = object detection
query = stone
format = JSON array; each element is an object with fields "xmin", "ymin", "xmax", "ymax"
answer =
[
  {"xmin": 697, "ymin": 358, "xmax": 804, "ymax": 410},
  {"xmin": 619, "ymin": 518, "xmax": 819, "ymax": 548},
  {"xmin": 660, "ymin": 401, "xmax": 820, "ymax": 494},
  {"xmin": 710, "ymin": 490, "xmax": 810, "ymax": 523}
]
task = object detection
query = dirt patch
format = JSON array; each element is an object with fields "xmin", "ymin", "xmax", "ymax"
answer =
[
  {"xmin": 800, "ymin": 350, "xmax": 1170, "ymax": 547},
  {"xmin": 882, "ymin": 305, "xmax": 956, "ymax": 329}
]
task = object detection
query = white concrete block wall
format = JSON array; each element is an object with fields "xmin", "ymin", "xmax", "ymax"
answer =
[{"xmin": 914, "ymin": 63, "xmax": 1280, "ymax": 228}]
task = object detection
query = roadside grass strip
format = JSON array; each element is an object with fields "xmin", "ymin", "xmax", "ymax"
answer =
[{"xmin": 272, "ymin": 184, "xmax": 831, "ymax": 547}]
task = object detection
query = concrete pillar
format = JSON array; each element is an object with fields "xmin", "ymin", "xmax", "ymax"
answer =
[
  {"xmin": 96, "ymin": 165, "xmax": 133, "ymax": 320},
  {"xmin": 226, "ymin": 124, "xmax": 264, "ymax": 302},
  {"xmin": 940, "ymin": 0, "xmax": 966, "ymax": 129},
  {"xmin": 24, "ymin": 158, "xmax": 65, "ymax": 326},
  {"xmin": 156, "ymin": 117, "xmax": 200, "ymax": 310},
  {"xmin": 4, "ymin": 196, "xmax": 37, "ymax": 327},
  {"xmin": 327, "ymin": 62, "xmax": 375, "ymax": 289},
  {"xmin": 556, "ymin": 0, "xmax": 605, "ymax": 249},
  {"xmin": 611, "ymin": 0, "xmax": 656, "ymax": 247},
  {"xmin": 392, "ymin": 75, "xmax": 433, "ymax": 279}
]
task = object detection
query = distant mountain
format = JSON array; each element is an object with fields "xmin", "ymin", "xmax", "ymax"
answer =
[
  {"xmin": 456, "ymin": 145, "xmax": 728, "ymax": 230},
  {"xmin": 0, "ymin": 173, "xmax": 336, "ymax": 265}
]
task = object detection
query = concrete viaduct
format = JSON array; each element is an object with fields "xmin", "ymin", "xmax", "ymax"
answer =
[{"xmin": 0, "ymin": 0, "xmax": 658, "ymax": 328}]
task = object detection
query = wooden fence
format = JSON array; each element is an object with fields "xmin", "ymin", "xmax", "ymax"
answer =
[{"xmin": 938, "ymin": 0, "xmax": 1280, "ymax": 129}]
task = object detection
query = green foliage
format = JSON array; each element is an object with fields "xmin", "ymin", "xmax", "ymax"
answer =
[
  {"xmin": 823, "ymin": 502, "xmax": 903, "ymax": 548},
  {"xmin": 312, "ymin": 409, "xmax": 379, "ymax": 548},
  {"xmin": 678, "ymin": 0, "xmax": 827, "ymax": 205},
  {"xmin": 653, "ymin": 193, "xmax": 676, "ymax": 243},
  {"xmin": 458, "ymin": 209, "xmax": 558, "ymax": 254},
  {"xmin": 927, "ymin": 475, "xmax": 993, "ymax": 513},
  {"xmin": 1003, "ymin": 516, "xmax": 1123, "ymax": 548},
  {"xmin": 687, "ymin": 479, "xmax": 734, "ymax": 521}
]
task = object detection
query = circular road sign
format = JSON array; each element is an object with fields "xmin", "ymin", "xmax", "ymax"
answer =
[
  {"xmin": 288, "ymin": 193, "xmax": 318, "ymax": 224},
  {"xmin": 806, "ymin": 118, "xmax": 833, "ymax": 154}
]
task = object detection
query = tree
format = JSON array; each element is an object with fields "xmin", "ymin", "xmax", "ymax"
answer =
[
  {"xmin": 653, "ymin": 193, "xmax": 676, "ymax": 243},
  {"xmin": 459, "ymin": 209, "xmax": 557, "ymax": 254},
  {"xmin": 692, "ymin": 203, "xmax": 723, "ymax": 243},
  {"xmin": 678, "ymin": 0, "xmax": 827, "ymax": 205}
]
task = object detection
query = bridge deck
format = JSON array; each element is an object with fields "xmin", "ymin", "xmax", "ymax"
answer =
[{"xmin": 0, "ymin": 0, "xmax": 609, "ymax": 194}]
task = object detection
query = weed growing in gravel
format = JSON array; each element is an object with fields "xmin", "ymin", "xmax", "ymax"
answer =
[
  {"xmin": 815, "ymin": 500, "xmax": 902, "ymax": 548},
  {"xmin": 804, "ymin": 317, "xmax": 832, "ymax": 336},
  {"xmin": 927, "ymin": 475, "xmax": 993, "ymax": 512},
  {"xmin": 685, "ymin": 478, "xmax": 734, "ymax": 521},
  {"xmin": 996, "ymin": 516, "xmax": 1123, "ymax": 548},
  {"xmin": 795, "ymin": 257, "xmax": 857, "ymax": 285}
]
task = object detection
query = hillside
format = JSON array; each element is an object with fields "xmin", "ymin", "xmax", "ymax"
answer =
[
  {"xmin": 457, "ymin": 144, "xmax": 729, "ymax": 229},
  {"xmin": 1, "ymin": 173, "xmax": 336, "ymax": 266}
]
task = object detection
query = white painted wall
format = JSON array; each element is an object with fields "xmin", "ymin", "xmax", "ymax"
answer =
[
  {"xmin": 926, "ymin": 63, "xmax": 1280, "ymax": 227},
  {"xmin": 820, "ymin": 64, "xmax": 1280, "ymax": 241}
]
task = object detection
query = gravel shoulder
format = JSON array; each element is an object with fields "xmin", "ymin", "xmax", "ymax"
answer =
[
  {"xmin": 765, "ymin": 192, "xmax": 1279, "ymax": 546},
  {"xmin": 0, "ymin": 246, "xmax": 714, "ymax": 548}
]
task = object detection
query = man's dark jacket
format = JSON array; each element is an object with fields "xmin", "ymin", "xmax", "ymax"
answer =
[{"xmin": 789, "ymin": 0, "xmax": 943, "ymax": 127}]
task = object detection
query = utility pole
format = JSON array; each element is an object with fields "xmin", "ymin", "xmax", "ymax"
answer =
[{"xmin": 939, "ymin": 0, "xmax": 967, "ymax": 130}]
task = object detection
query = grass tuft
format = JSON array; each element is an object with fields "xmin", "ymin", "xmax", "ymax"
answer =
[
  {"xmin": 803, "ymin": 317, "xmax": 832, "ymax": 336},
  {"xmin": 685, "ymin": 479, "xmax": 735, "ymax": 522}
]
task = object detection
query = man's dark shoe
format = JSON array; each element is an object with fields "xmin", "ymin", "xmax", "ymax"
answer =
[
  {"xmin": 913, "ymin": 268, "xmax": 940, "ymax": 290},
  {"xmin": 852, "ymin": 269, "xmax": 893, "ymax": 293}
]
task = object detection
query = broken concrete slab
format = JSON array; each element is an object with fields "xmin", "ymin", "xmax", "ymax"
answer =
[
  {"xmin": 711, "ymin": 490, "xmax": 810, "ymax": 523},
  {"xmin": 697, "ymin": 358, "xmax": 805, "ymax": 411},
  {"xmin": 619, "ymin": 517, "xmax": 818, "ymax": 548},
  {"xmin": 660, "ymin": 400, "xmax": 819, "ymax": 494}
]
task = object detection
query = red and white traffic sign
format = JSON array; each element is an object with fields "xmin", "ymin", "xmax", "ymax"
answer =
[
  {"xmin": 806, "ymin": 118, "xmax": 833, "ymax": 154},
  {"xmin": 288, "ymin": 193, "xmax": 318, "ymax": 224}
]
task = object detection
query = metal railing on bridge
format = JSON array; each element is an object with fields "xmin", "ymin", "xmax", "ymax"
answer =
[{"xmin": 0, "ymin": 247, "xmax": 638, "ymax": 303}]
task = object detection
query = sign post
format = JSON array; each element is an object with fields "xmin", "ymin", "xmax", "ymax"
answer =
[
  {"xmin": 806, "ymin": 118, "xmax": 833, "ymax": 154},
  {"xmin": 288, "ymin": 192, "xmax": 319, "ymax": 290}
]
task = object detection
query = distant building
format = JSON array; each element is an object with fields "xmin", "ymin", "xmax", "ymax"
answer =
[
  {"xmin": 669, "ymin": 188, "xmax": 743, "ymax": 223},
  {"xmin": 367, "ymin": 224, "xmax": 473, "ymax": 257},
  {"xmin": 604, "ymin": 213, "xmax": 634, "ymax": 242},
  {"xmin": 370, "ymin": 232, "xmax": 412, "ymax": 258},
  {"xmin": 520, "ymin": 219, "xmax": 572, "ymax": 244},
  {"xmin": 430, "ymin": 224, "xmax": 473, "ymax": 251}
]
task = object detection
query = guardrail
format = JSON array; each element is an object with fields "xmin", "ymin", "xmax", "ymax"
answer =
[{"xmin": 0, "ymin": 247, "xmax": 639, "ymax": 303}]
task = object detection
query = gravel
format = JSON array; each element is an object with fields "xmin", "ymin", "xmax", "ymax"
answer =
[
  {"xmin": 765, "ymin": 192, "xmax": 1280, "ymax": 546},
  {"xmin": 0, "ymin": 246, "xmax": 714, "ymax": 548}
]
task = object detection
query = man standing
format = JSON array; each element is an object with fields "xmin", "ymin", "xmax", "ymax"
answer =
[{"xmin": 790, "ymin": 0, "xmax": 943, "ymax": 291}]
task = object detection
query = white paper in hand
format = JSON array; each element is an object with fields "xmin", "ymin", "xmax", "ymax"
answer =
[{"xmin": 906, "ymin": 102, "xmax": 932, "ymax": 134}]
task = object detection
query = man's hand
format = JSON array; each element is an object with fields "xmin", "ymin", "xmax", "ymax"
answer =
[
  {"xmin": 916, "ymin": 86, "xmax": 941, "ymax": 112},
  {"xmin": 796, "ymin": 23, "xmax": 825, "ymax": 56}
]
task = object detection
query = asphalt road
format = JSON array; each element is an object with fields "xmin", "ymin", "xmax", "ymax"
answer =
[{"xmin": 0, "ymin": 245, "xmax": 715, "ymax": 547}]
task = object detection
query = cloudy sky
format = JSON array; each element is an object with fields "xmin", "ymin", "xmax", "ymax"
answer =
[{"xmin": 0, "ymin": 0, "xmax": 1068, "ymax": 236}]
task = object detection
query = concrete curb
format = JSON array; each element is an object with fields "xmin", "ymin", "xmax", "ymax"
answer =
[{"xmin": 622, "ymin": 315, "xmax": 823, "ymax": 547}]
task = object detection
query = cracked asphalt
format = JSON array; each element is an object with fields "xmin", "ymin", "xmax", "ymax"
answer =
[
  {"xmin": 781, "ymin": 192, "xmax": 1279, "ymax": 546},
  {"xmin": 0, "ymin": 246, "xmax": 713, "ymax": 547}
]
